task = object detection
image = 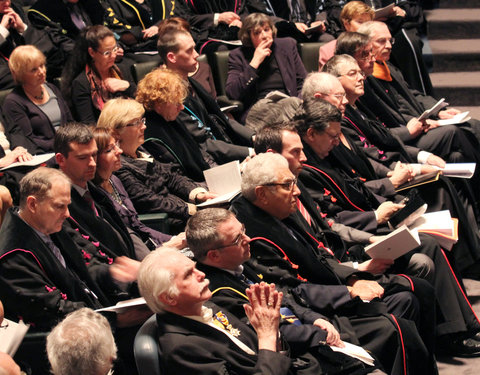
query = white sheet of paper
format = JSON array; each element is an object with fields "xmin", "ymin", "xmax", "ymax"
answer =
[
  {"xmin": 330, "ymin": 341, "xmax": 375, "ymax": 366},
  {"xmin": 436, "ymin": 111, "xmax": 470, "ymax": 126},
  {"xmin": 95, "ymin": 297, "xmax": 147, "ymax": 313},
  {"xmin": 0, "ymin": 153, "xmax": 55, "ymax": 171},
  {"xmin": 0, "ymin": 318, "xmax": 30, "ymax": 356},
  {"xmin": 203, "ymin": 160, "xmax": 241, "ymax": 195},
  {"xmin": 374, "ymin": 3, "xmax": 395, "ymax": 19},
  {"xmin": 434, "ymin": 163, "xmax": 476, "ymax": 178}
]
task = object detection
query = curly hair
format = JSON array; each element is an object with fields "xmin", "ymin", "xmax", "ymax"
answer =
[{"xmin": 136, "ymin": 68, "xmax": 188, "ymax": 111}]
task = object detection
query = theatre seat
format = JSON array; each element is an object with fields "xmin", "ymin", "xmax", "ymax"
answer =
[
  {"xmin": 131, "ymin": 60, "xmax": 159, "ymax": 84},
  {"xmin": 134, "ymin": 315, "xmax": 162, "ymax": 375},
  {"xmin": 298, "ymin": 42, "xmax": 324, "ymax": 72}
]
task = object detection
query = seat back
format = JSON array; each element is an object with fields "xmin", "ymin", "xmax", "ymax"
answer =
[
  {"xmin": 131, "ymin": 60, "xmax": 159, "ymax": 84},
  {"xmin": 298, "ymin": 42, "xmax": 324, "ymax": 72},
  {"xmin": 210, "ymin": 50, "xmax": 231, "ymax": 97},
  {"xmin": 134, "ymin": 315, "xmax": 162, "ymax": 375},
  {"xmin": 0, "ymin": 88, "xmax": 12, "ymax": 108}
]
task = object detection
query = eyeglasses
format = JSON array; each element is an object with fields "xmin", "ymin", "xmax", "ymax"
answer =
[
  {"xmin": 262, "ymin": 177, "xmax": 298, "ymax": 191},
  {"xmin": 324, "ymin": 130, "xmax": 340, "ymax": 142},
  {"xmin": 374, "ymin": 37, "xmax": 395, "ymax": 46},
  {"xmin": 357, "ymin": 48, "xmax": 374, "ymax": 61},
  {"xmin": 216, "ymin": 225, "xmax": 247, "ymax": 249},
  {"xmin": 97, "ymin": 45, "xmax": 119, "ymax": 57},
  {"xmin": 125, "ymin": 117, "xmax": 146, "ymax": 128},
  {"xmin": 103, "ymin": 140, "xmax": 121, "ymax": 153},
  {"xmin": 340, "ymin": 69, "xmax": 366, "ymax": 79}
]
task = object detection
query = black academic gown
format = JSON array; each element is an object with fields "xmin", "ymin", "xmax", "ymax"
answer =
[
  {"xmin": 0, "ymin": 208, "xmax": 116, "ymax": 330},
  {"xmin": 156, "ymin": 303, "xmax": 293, "ymax": 375}
]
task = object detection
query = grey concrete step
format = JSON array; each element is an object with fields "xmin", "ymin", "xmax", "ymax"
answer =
[
  {"xmin": 430, "ymin": 72, "xmax": 480, "ymax": 106},
  {"xmin": 426, "ymin": 9, "xmax": 480, "ymax": 39},
  {"xmin": 429, "ymin": 39, "xmax": 480, "ymax": 72}
]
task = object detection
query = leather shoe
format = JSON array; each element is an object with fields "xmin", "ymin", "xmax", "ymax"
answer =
[{"xmin": 443, "ymin": 337, "xmax": 480, "ymax": 357}]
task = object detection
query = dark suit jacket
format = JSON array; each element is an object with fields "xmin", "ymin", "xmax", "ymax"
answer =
[
  {"xmin": 0, "ymin": 208, "xmax": 116, "ymax": 330},
  {"xmin": 225, "ymin": 37, "xmax": 307, "ymax": 121},
  {"xmin": 67, "ymin": 183, "xmax": 136, "ymax": 259},
  {"xmin": 178, "ymin": 77, "xmax": 254, "ymax": 164},
  {"xmin": 156, "ymin": 304, "xmax": 292, "ymax": 375},
  {"xmin": 3, "ymin": 83, "xmax": 73, "ymax": 153},
  {"xmin": 300, "ymin": 142, "xmax": 383, "ymax": 233}
]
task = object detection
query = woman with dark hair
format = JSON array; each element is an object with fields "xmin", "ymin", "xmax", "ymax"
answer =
[
  {"xmin": 4, "ymin": 45, "xmax": 73, "ymax": 153},
  {"xmin": 225, "ymin": 13, "xmax": 306, "ymax": 123},
  {"xmin": 61, "ymin": 25, "xmax": 136, "ymax": 123},
  {"xmin": 92, "ymin": 127, "xmax": 185, "ymax": 259}
]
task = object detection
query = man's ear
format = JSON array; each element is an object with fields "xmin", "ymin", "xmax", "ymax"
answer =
[
  {"xmin": 305, "ymin": 127, "xmax": 316, "ymax": 142},
  {"xmin": 254, "ymin": 185, "xmax": 268, "ymax": 205},
  {"xmin": 159, "ymin": 292, "xmax": 177, "ymax": 307},
  {"xmin": 313, "ymin": 92, "xmax": 323, "ymax": 99},
  {"xmin": 266, "ymin": 148, "xmax": 275, "ymax": 154},
  {"xmin": 25, "ymin": 195, "xmax": 37, "ymax": 213},
  {"xmin": 55, "ymin": 153, "xmax": 66, "ymax": 167},
  {"xmin": 205, "ymin": 249, "xmax": 221, "ymax": 264},
  {"xmin": 87, "ymin": 47, "xmax": 95, "ymax": 59},
  {"xmin": 166, "ymin": 51, "xmax": 176, "ymax": 65}
]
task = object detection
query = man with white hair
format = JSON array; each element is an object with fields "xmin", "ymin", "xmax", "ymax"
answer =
[
  {"xmin": 47, "ymin": 308, "xmax": 117, "ymax": 375},
  {"xmin": 137, "ymin": 247, "xmax": 295, "ymax": 375}
]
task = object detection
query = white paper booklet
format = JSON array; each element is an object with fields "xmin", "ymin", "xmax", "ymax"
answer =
[
  {"xmin": 434, "ymin": 163, "xmax": 476, "ymax": 178},
  {"xmin": 0, "ymin": 152, "xmax": 55, "ymax": 171},
  {"xmin": 330, "ymin": 341, "xmax": 375, "ymax": 366},
  {"xmin": 95, "ymin": 297, "xmax": 147, "ymax": 313},
  {"xmin": 197, "ymin": 160, "xmax": 242, "ymax": 207},
  {"xmin": 374, "ymin": 3, "xmax": 395, "ymax": 19},
  {"xmin": 0, "ymin": 318, "xmax": 30, "ymax": 355},
  {"xmin": 417, "ymin": 98, "xmax": 448, "ymax": 121},
  {"xmin": 365, "ymin": 225, "xmax": 421, "ymax": 260},
  {"xmin": 410, "ymin": 210, "xmax": 458, "ymax": 250},
  {"xmin": 436, "ymin": 111, "xmax": 470, "ymax": 126}
]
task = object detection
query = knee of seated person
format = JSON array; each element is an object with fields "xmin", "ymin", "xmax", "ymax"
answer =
[
  {"xmin": 406, "ymin": 253, "xmax": 435, "ymax": 285},
  {"xmin": 384, "ymin": 291, "xmax": 420, "ymax": 325}
]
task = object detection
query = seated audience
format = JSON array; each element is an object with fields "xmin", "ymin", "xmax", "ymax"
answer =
[
  {"xmin": 4, "ymin": 45, "xmax": 73, "ymax": 153},
  {"xmin": 318, "ymin": 1, "xmax": 374, "ymax": 70},
  {"xmin": 325, "ymin": 0, "xmax": 432, "ymax": 95},
  {"xmin": 225, "ymin": 13, "xmax": 307, "ymax": 123},
  {"xmin": 61, "ymin": 25, "xmax": 136, "ymax": 123},
  {"xmin": 47, "ymin": 308, "xmax": 117, "ymax": 375},
  {"xmin": 172, "ymin": 0, "xmax": 265, "ymax": 54},
  {"xmin": 187, "ymin": 208, "xmax": 400, "ymax": 373},
  {"xmin": 138, "ymin": 247, "xmax": 313, "ymax": 375},
  {"xmin": 92, "ymin": 127, "xmax": 186, "ymax": 258},
  {"xmin": 136, "ymin": 69, "xmax": 217, "ymax": 182},
  {"xmin": 0, "ymin": 167, "xmax": 140, "ymax": 330},
  {"xmin": 230, "ymin": 153, "xmax": 442, "ymax": 372},
  {"xmin": 55, "ymin": 122, "xmax": 138, "ymax": 260},
  {"xmin": 96, "ymin": 97, "xmax": 214, "ymax": 232},
  {"xmin": 157, "ymin": 26, "xmax": 255, "ymax": 163},
  {"xmin": 260, "ymin": 0, "xmax": 331, "ymax": 43},
  {"xmin": 315, "ymin": 62, "xmax": 480, "ymax": 271}
]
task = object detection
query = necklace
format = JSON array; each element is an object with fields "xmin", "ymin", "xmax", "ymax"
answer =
[{"xmin": 26, "ymin": 85, "xmax": 44, "ymax": 100}]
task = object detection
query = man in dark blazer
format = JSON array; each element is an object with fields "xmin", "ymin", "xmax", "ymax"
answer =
[
  {"xmin": 137, "ymin": 247, "xmax": 295, "ymax": 375},
  {"xmin": 157, "ymin": 27, "xmax": 256, "ymax": 164},
  {"xmin": 54, "ymin": 122, "xmax": 138, "ymax": 260},
  {"xmin": 0, "ymin": 167, "xmax": 140, "ymax": 330}
]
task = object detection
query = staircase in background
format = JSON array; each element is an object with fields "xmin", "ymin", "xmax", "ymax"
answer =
[{"xmin": 425, "ymin": 0, "xmax": 480, "ymax": 118}]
